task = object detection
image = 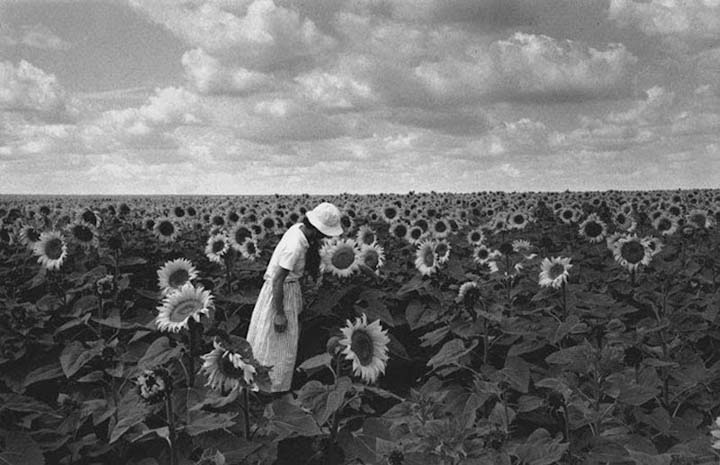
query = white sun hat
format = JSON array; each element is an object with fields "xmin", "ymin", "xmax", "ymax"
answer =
[{"xmin": 306, "ymin": 202, "xmax": 343, "ymax": 237}]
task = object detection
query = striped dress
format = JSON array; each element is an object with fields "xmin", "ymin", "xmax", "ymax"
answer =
[{"xmin": 246, "ymin": 223, "xmax": 308, "ymax": 392}]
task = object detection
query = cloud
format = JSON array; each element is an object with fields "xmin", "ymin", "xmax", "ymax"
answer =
[
  {"xmin": 0, "ymin": 60, "xmax": 77, "ymax": 121},
  {"xmin": 129, "ymin": 0, "xmax": 336, "ymax": 71},
  {"xmin": 182, "ymin": 48, "xmax": 275, "ymax": 95},
  {"xmin": 608, "ymin": 0, "xmax": 720, "ymax": 40},
  {"xmin": 0, "ymin": 23, "xmax": 72, "ymax": 50}
]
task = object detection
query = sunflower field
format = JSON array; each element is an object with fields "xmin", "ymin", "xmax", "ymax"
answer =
[{"xmin": 1, "ymin": 190, "xmax": 720, "ymax": 465}]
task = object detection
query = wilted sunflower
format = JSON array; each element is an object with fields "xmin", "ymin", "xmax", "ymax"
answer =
[
  {"xmin": 67, "ymin": 221, "xmax": 99, "ymax": 250},
  {"xmin": 320, "ymin": 238, "xmax": 360, "ymax": 278},
  {"xmin": 79, "ymin": 208, "xmax": 101, "ymax": 227},
  {"xmin": 339, "ymin": 314, "xmax": 390, "ymax": 384},
  {"xmin": 153, "ymin": 217, "xmax": 179, "ymax": 243},
  {"xmin": 613, "ymin": 234, "xmax": 652, "ymax": 271},
  {"xmin": 155, "ymin": 284, "xmax": 213, "ymax": 333},
  {"xmin": 414, "ymin": 239, "xmax": 438, "ymax": 276},
  {"xmin": 358, "ymin": 242, "xmax": 385, "ymax": 273},
  {"xmin": 652, "ymin": 214, "xmax": 678, "ymax": 236},
  {"xmin": 240, "ymin": 237, "xmax": 261, "ymax": 261},
  {"xmin": 642, "ymin": 236, "xmax": 663, "ymax": 257},
  {"xmin": 538, "ymin": 257, "xmax": 572, "ymax": 289},
  {"xmin": 356, "ymin": 225, "xmax": 377, "ymax": 246},
  {"xmin": 578, "ymin": 214, "xmax": 607, "ymax": 244},
  {"xmin": 200, "ymin": 339, "xmax": 258, "ymax": 393},
  {"xmin": 157, "ymin": 258, "xmax": 198, "ymax": 296},
  {"xmin": 205, "ymin": 233, "xmax": 230, "ymax": 264},
  {"xmin": 19, "ymin": 224, "xmax": 41, "ymax": 250},
  {"xmin": 136, "ymin": 368, "xmax": 171, "ymax": 404},
  {"xmin": 33, "ymin": 231, "xmax": 68, "ymax": 271},
  {"xmin": 433, "ymin": 239, "xmax": 451, "ymax": 264},
  {"xmin": 456, "ymin": 281, "xmax": 480, "ymax": 307}
]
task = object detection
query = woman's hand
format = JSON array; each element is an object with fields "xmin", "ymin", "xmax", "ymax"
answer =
[{"xmin": 274, "ymin": 312, "xmax": 288, "ymax": 333}]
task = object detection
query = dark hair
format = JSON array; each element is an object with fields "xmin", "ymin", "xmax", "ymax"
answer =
[{"xmin": 302, "ymin": 216, "xmax": 322, "ymax": 280}]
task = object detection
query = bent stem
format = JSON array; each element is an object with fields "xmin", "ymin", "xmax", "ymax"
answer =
[{"xmin": 243, "ymin": 388, "xmax": 250, "ymax": 440}]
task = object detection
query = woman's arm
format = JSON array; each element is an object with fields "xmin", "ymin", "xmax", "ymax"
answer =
[{"xmin": 272, "ymin": 267, "xmax": 290, "ymax": 333}]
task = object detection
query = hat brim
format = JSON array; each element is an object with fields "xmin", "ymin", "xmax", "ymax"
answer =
[{"xmin": 306, "ymin": 211, "xmax": 343, "ymax": 237}]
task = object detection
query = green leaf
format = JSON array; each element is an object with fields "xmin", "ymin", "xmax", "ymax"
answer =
[
  {"xmin": 427, "ymin": 338, "xmax": 478, "ymax": 369},
  {"xmin": 356, "ymin": 289, "xmax": 395, "ymax": 327},
  {"xmin": 0, "ymin": 432, "xmax": 45, "ymax": 465},
  {"xmin": 511, "ymin": 428, "xmax": 568, "ymax": 465},
  {"xmin": 503, "ymin": 356, "xmax": 530, "ymax": 394},
  {"xmin": 319, "ymin": 377, "xmax": 351, "ymax": 425},
  {"xmin": 22, "ymin": 362, "xmax": 64, "ymax": 389},
  {"xmin": 60, "ymin": 341, "xmax": 103, "ymax": 378},
  {"xmin": 184, "ymin": 411, "xmax": 238, "ymax": 437},
  {"xmin": 71, "ymin": 295, "xmax": 98, "ymax": 316},
  {"xmin": 265, "ymin": 397, "xmax": 322, "ymax": 440},
  {"xmin": 297, "ymin": 353, "xmax": 332, "ymax": 372},
  {"xmin": 109, "ymin": 390, "xmax": 148, "ymax": 444},
  {"xmin": 137, "ymin": 337, "xmax": 183, "ymax": 370}
]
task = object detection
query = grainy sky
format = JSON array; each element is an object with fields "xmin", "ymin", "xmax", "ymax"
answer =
[{"xmin": 1, "ymin": 0, "xmax": 719, "ymax": 194}]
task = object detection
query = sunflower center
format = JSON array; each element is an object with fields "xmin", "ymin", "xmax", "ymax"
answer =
[
  {"xmin": 331, "ymin": 245, "xmax": 356, "ymax": 270},
  {"xmin": 44, "ymin": 238, "xmax": 64, "ymax": 260},
  {"xmin": 422, "ymin": 248, "xmax": 435, "ymax": 267},
  {"xmin": 548, "ymin": 263, "xmax": 565, "ymax": 280},
  {"xmin": 435, "ymin": 243, "xmax": 448, "ymax": 257},
  {"xmin": 168, "ymin": 298, "xmax": 202, "ymax": 322},
  {"xmin": 410, "ymin": 228, "xmax": 422, "ymax": 240},
  {"xmin": 499, "ymin": 242, "xmax": 513, "ymax": 255},
  {"xmin": 212, "ymin": 240, "xmax": 226, "ymax": 253},
  {"xmin": 168, "ymin": 269, "xmax": 190, "ymax": 288},
  {"xmin": 384, "ymin": 208, "xmax": 397, "ymax": 220},
  {"xmin": 393, "ymin": 225, "xmax": 407, "ymax": 238},
  {"xmin": 174, "ymin": 207, "xmax": 185, "ymax": 217},
  {"xmin": 513, "ymin": 214, "xmax": 525, "ymax": 224},
  {"xmin": 262, "ymin": 217, "xmax": 275, "ymax": 229},
  {"xmin": 219, "ymin": 353, "xmax": 245, "ymax": 379},
  {"xmin": 477, "ymin": 248, "xmax": 489, "ymax": 260},
  {"xmin": 690, "ymin": 213, "xmax": 706, "ymax": 227},
  {"xmin": 245, "ymin": 241, "xmax": 256, "ymax": 255},
  {"xmin": 158, "ymin": 221, "xmax": 175, "ymax": 236},
  {"xmin": 82, "ymin": 210, "xmax": 97, "ymax": 225},
  {"xmin": 350, "ymin": 329, "xmax": 374, "ymax": 366},
  {"xmin": 235, "ymin": 227, "xmax": 252, "ymax": 244},
  {"xmin": 620, "ymin": 241, "xmax": 645, "ymax": 264},
  {"xmin": 73, "ymin": 225, "xmax": 94, "ymax": 242},
  {"xmin": 27, "ymin": 228, "xmax": 40, "ymax": 242},
  {"xmin": 363, "ymin": 250, "xmax": 379, "ymax": 269},
  {"xmin": 562, "ymin": 210, "xmax": 573, "ymax": 219},
  {"xmin": 145, "ymin": 219, "xmax": 155, "ymax": 230},
  {"xmin": 657, "ymin": 218, "xmax": 671, "ymax": 231},
  {"xmin": 434, "ymin": 222, "xmax": 447, "ymax": 233},
  {"xmin": 584, "ymin": 221, "xmax": 603, "ymax": 237},
  {"xmin": 470, "ymin": 232, "xmax": 481, "ymax": 242}
]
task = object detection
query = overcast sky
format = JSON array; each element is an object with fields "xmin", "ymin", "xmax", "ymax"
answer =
[{"xmin": 1, "ymin": 0, "xmax": 719, "ymax": 194}]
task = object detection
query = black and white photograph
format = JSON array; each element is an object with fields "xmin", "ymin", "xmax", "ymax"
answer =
[{"xmin": 1, "ymin": 0, "xmax": 719, "ymax": 464}]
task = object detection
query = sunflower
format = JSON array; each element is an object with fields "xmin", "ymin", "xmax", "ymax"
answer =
[
  {"xmin": 712, "ymin": 416, "xmax": 720, "ymax": 450},
  {"xmin": 155, "ymin": 284, "xmax": 213, "ymax": 333},
  {"xmin": 538, "ymin": 257, "xmax": 572, "ymax": 289},
  {"xmin": 33, "ymin": 231, "xmax": 68, "ymax": 271},
  {"xmin": 240, "ymin": 237, "xmax": 261, "ymax": 261},
  {"xmin": 407, "ymin": 225, "xmax": 426, "ymax": 245},
  {"xmin": 19, "ymin": 224, "xmax": 41, "ymax": 250},
  {"xmin": 456, "ymin": 281, "xmax": 480, "ymax": 306},
  {"xmin": 466, "ymin": 229, "xmax": 484, "ymax": 246},
  {"xmin": 578, "ymin": 214, "xmax": 607, "ymax": 244},
  {"xmin": 512, "ymin": 239, "xmax": 532, "ymax": 253},
  {"xmin": 200, "ymin": 340, "xmax": 258, "ymax": 393},
  {"xmin": 686, "ymin": 209, "xmax": 715, "ymax": 229},
  {"xmin": 612, "ymin": 234, "xmax": 652, "ymax": 271},
  {"xmin": 473, "ymin": 245, "xmax": 499, "ymax": 264},
  {"xmin": 642, "ymin": 236, "xmax": 663, "ymax": 257},
  {"xmin": 320, "ymin": 238, "xmax": 360, "ymax": 278},
  {"xmin": 229, "ymin": 223, "xmax": 254, "ymax": 252},
  {"xmin": 153, "ymin": 217, "xmax": 179, "ymax": 243},
  {"xmin": 339, "ymin": 314, "xmax": 390, "ymax": 384},
  {"xmin": 356, "ymin": 225, "xmax": 377, "ymax": 246},
  {"xmin": 67, "ymin": 221, "xmax": 99, "ymax": 250},
  {"xmin": 136, "ymin": 368, "xmax": 171, "ymax": 404},
  {"xmin": 612, "ymin": 211, "xmax": 637, "ymax": 232},
  {"xmin": 381, "ymin": 205, "xmax": 399, "ymax": 223},
  {"xmin": 414, "ymin": 239, "xmax": 438, "ymax": 276},
  {"xmin": 557, "ymin": 207, "xmax": 580, "ymax": 225},
  {"xmin": 358, "ymin": 242, "xmax": 385, "ymax": 273},
  {"xmin": 652, "ymin": 214, "xmax": 678, "ymax": 236},
  {"xmin": 79, "ymin": 208, "xmax": 101, "ymax": 228},
  {"xmin": 430, "ymin": 219, "xmax": 450, "ymax": 239},
  {"xmin": 507, "ymin": 210, "xmax": 530, "ymax": 230},
  {"xmin": 433, "ymin": 239, "xmax": 451, "ymax": 264},
  {"xmin": 389, "ymin": 222, "xmax": 409, "ymax": 241},
  {"xmin": 157, "ymin": 258, "xmax": 198, "ymax": 296},
  {"xmin": 205, "ymin": 233, "xmax": 230, "ymax": 264}
]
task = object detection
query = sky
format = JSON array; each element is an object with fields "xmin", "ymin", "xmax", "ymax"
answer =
[{"xmin": 1, "ymin": 0, "xmax": 719, "ymax": 195}]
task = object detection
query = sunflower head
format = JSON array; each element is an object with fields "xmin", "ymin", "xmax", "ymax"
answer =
[
  {"xmin": 320, "ymin": 239, "xmax": 360, "ymax": 278},
  {"xmin": 339, "ymin": 314, "xmax": 390, "ymax": 384},
  {"xmin": 136, "ymin": 367, "xmax": 171, "ymax": 404}
]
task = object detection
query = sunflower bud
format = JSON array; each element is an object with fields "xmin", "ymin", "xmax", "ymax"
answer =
[{"xmin": 326, "ymin": 336, "xmax": 342, "ymax": 356}]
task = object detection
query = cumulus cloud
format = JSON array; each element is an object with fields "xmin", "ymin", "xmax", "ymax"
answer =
[
  {"xmin": 0, "ymin": 60, "xmax": 77, "ymax": 121},
  {"xmin": 182, "ymin": 48, "xmax": 275, "ymax": 95},
  {"xmin": 129, "ymin": 0, "xmax": 336, "ymax": 71},
  {"xmin": 0, "ymin": 23, "xmax": 71, "ymax": 50},
  {"xmin": 609, "ymin": 0, "xmax": 720, "ymax": 40}
]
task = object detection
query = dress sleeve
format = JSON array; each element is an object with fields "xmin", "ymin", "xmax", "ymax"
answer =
[{"xmin": 277, "ymin": 230, "xmax": 304, "ymax": 272}]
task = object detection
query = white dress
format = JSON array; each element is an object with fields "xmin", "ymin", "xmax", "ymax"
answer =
[{"xmin": 246, "ymin": 223, "xmax": 308, "ymax": 392}]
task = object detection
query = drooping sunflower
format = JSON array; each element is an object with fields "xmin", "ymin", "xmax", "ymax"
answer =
[
  {"xmin": 79, "ymin": 208, "xmax": 101, "ymax": 228},
  {"xmin": 136, "ymin": 368, "xmax": 171, "ymax": 404},
  {"xmin": 612, "ymin": 234, "xmax": 652, "ymax": 271},
  {"xmin": 157, "ymin": 258, "xmax": 198, "ymax": 296},
  {"xmin": 19, "ymin": 224, "xmax": 42, "ymax": 250},
  {"xmin": 155, "ymin": 283, "xmax": 213, "ymax": 333},
  {"xmin": 356, "ymin": 225, "xmax": 377, "ymax": 246},
  {"xmin": 67, "ymin": 221, "xmax": 99, "ymax": 250},
  {"xmin": 686, "ymin": 209, "xmax": 715, "ymax": 229},
  {"xmin": 205, "ymin": 233, "xmax": 230, "ymax": 264},
  {"xmin": 538, "ymin": 257, "xmax": 572, "ymax": 289},
  {"xmin": 456, "ymin": 281, "xmax": 480, "ymax": 306},
  {"xmin": 358, "ymin": 242, "xmax": 385, "ymax": 273},
  {"xmin": 240, "ymin": 237, "xmax": 261, "ymax": 261},
  {"xmin": 153, "ymin": 217, "xmax": 179, "ymax": 243},
  {"xmin": 229, "ymin": 223, "xmax": 254, "ymax": 252},
  {"xmin": 652, "ymin": 214, "xmax": 678, "ymax": 236},
  {"xmin": 33, "ymin": 231, "xmax": 68, "ymax": 271},
  {"xmin": 338, "ymin": 314, "xmax": 390, "ymax": 384},
  {"xmin": 414, "ymin": 239, "xmax": 438, "ymax": 276},
  {"xmin": 612, "ymin": 211, "xmax": 637, "ymax": 232},
  {"xmin": 320, "ymin": 238, "xmax": 361, "ymax": 278},
  {"xmin": 433, "ymin": 239, "xmax": 451, "ymax": 264},
  {"xmin": 642, "ymin": 236, "xmax": 664, "ymax": 257},
  {"xmin": 512, "ymin": 239, "xmax": 532, "ymax": 253},
  {"xmin": 578, "ymin": 214, "xmax": 607, "ymax": 244},
  {"xmin": 200, "ymin": 339, "xmax": 258, "ymax": 393}
]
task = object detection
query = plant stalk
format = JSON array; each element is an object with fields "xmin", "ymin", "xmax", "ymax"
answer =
[
  {"xmin": 243, "ymin": 388, "xmax": 250, "ymax": 440},
  {"xmin": 165, "ymin": 393, "xmax": 178, "ymax": 465}
]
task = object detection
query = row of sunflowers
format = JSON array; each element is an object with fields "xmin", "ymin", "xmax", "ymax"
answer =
[{"xmin": 0, "ymin": 189, "xmax": 719, "ymax": 465}]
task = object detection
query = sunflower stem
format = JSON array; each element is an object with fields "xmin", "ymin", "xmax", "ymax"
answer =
[
  {"xmin": 561, "ymin": 282, "xmax": 567, "ymax": 319},
  {"xmin": 165, "ymin": 393, "xmax": 178, "ymax": 465},
  {"xmin": 630, "ymin": 269, "xmax": 636, "ymax": 287},
  {"xmin": 329, "ymin": 355, "xmax": 342, "ymax": 443},
  {"xmin": 482, "ymin": 317, "xmax": 488, "ymax": 366}
]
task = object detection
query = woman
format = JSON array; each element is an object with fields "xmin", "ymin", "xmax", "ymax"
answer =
[{"xmin": 246, "ymin": 202, "xmax": 343, "ymax": 393}]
